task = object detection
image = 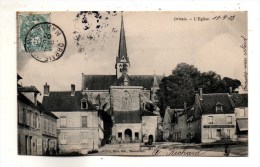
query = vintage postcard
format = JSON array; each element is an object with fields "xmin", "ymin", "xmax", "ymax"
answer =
[{"xmin": 17, "ymin": 11, "xmax": 248, "ymax": 157}]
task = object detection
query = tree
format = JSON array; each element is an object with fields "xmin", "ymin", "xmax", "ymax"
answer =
[
  {"xmin": 157, "ymin": 63, "xmax": 241, "ymax": 117},
  {"xmin": 99, "ymin": 110, "xmax": 113, "ymax": 145}
]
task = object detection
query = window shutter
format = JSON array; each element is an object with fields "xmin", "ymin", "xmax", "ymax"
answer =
[{"xmin": 36, "ymin": 138, "xmax": 42, "ymax": 155}]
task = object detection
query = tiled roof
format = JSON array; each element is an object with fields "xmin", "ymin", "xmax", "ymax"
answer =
[
  {"xmin": 127, "ymin": 75, "xmax": 163, "ymax": 89},
  {"xmin": 42, "ymin": 91, "xmax": 96, "ymax": 112},
  {"xmin": 18, "ymin": 91, "xmax": 58, "ymax": 119},
  {"xmin": 82, "ymin": 74, "xmax": 163, "ymax": 90},
  {"xmin": 231, "ymin": 93, "xmax": 248, "ymax": 108},
  {"xmin": 113, "ymin": 110, "xmax": 142, "ymax": 123},
  {"xmin": 82, "ymin": 75, "xmax": 118, "ymax": 90},
  {"xmin": 142, "ymin": 110, "xmax": 159, "ymax": 116},
  {"xmin": 37, "ymin": 101, "xmax": 58, "ymax": 119},
  {"xmin": 199, "ymin": 93, "xmax": 234, "ymax": 114},
  {"xmin": 18, "ymin": 86, "xmax": 40, "ymax": 93},
  {"xmin": 18, "ymin": 93, "xmax": 40, "ymax": 111}
]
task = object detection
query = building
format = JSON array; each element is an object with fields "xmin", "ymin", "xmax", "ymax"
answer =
[
  {"xmin": 163, "ymin": 107, "xmax": 185, "ymax": 141},
  {"xmin": 42, "ymin": 84, "xmax": 104, "ymax": 154},
  {"xmin": 38, "ymin": 102, "xmax": 58, "ymax": 155},
  {"xmin": 187, "ymin": 89, "xmax": 237, "ymax": 143},
  {"xmin": 80, "ymin": 14, "xmax": 162, "ymax": 143},
  {"xmin": 17, "ymin": 74, "xmax": 58, "ymax": 155},
  {"xmin": 231, "ymin": 93, "xmax": 248, "ymax": 141}
]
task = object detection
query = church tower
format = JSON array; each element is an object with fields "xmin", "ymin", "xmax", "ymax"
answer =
[{"xmin": 115, "ymin": 12, "xmax": 130, "ymax": 79}]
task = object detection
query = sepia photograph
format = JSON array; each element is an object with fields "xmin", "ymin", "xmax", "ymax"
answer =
[{"xmin": 16, "ymin": 11, "xmax": 248, "ymax": 157}]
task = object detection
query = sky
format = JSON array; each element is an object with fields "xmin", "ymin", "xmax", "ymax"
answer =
[{"xmin": 17, "ymin": 11, "xmax": 247, "ymax": 101}]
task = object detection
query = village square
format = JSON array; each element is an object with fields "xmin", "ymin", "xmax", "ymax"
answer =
[{"xmin": 17, "ymin": 12, "xmax": 248, "ymax": 156}]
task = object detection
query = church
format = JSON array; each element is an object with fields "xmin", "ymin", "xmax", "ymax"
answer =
[
  {"xmin": 81, "ymin": 14, "xmax": 163, "ymax": 143},
  {"xmin": 42, "ymin": 14, "xmax": 163, "ymax": 152}
]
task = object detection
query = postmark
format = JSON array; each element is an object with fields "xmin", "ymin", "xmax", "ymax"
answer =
[{"xmin": 24, "ymin": 22, "xmax": 67, "ymax": 63}]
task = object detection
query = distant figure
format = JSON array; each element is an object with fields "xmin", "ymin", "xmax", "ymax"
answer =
[
  {"xmin": 224, "ymin": 143, "xmax": 230, "ymax": 156},
  {"xmin": 56, "ymin": 146, "xmax": 60, "ymax": 155},
  {"xmin": 45, "ymin": 148, "xmax": 50, "ymax": 156},
  {"xmin": 53, "ymin": 148, "xmax": 57, "ymax": 155}
]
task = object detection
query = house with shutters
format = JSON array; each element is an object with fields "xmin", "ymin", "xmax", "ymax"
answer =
[
  {"xmin": 186, "ymin": 88, "xmax": 237, "ymax": 143},
  {"xmin": 17, "ymin": 74, "xmax": 58, "ymax": 155},
  {"xmin": 231, "ymin": 93, "xmax": 248, "ymax": 141},
  {"xmin": 41, "ymin": 84, "xmax": 104, "ymax": 154}
]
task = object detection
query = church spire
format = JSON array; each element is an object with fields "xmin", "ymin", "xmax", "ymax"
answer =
[
  {"xmin": 115, "ymin": 12, "xmax": 130, "ymax": 79},
  {"xmin": 117, "ymin": 12, "xmax": 129, "ymax": 63}
]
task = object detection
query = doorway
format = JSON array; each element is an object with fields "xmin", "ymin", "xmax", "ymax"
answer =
[
  {"xmin": 148, "ymin": 135, "xmax": 154, "ymax": 145},
  {"xmin": 124, "ymin": 129, "xmax": 132, "ymax": 143}
]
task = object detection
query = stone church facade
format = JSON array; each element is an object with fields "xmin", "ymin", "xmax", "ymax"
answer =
[
  {"xmin": 81, "ymin": 15, "xmax": 163, "ymax": 143},
  {"xmin": 42, "ymin": 14, "xmax": 163, "ymax": 152}
]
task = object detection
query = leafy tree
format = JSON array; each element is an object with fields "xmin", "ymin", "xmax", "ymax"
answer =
[
  {"xmin": 99, "ymin": 110, "xmax": 113, "ymax": 144},
  {"xmin": 157, "ymin": 63, "xmax": 241, "ymax": 117}
]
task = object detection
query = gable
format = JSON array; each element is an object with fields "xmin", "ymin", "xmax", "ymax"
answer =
[{"xmin": 199, "ymin": 93, "xmax": 234, "ymax": 114}]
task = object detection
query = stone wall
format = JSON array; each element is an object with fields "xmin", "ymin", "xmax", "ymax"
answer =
[
  {"xmin": 110, "ymin": 86, "xmax": 143, "ymax": 111},
  {"xmin": 113, "ymin": 123, "xmax": 142, "ymax": 142},
  {"xmin": 142, "ymin": 116, "xmax": 159, "ymax": 142}
]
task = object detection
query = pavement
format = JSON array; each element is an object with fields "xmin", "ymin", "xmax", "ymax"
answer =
[{"xmin": 90, "ymin": 142, "xmax": 248, "ymax": 156}]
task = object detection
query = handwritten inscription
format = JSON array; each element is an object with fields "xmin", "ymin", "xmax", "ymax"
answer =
[
  {"xmin": 173, "ymin": 15, "xmax": 235, "ymax": 22},
  {"xmin": 152, "ymin": 148, "xmax": 203, "ymax": 156},
  {"xmin": 240, "ymin": 36, "xmax": 248, "ymax": 91}
]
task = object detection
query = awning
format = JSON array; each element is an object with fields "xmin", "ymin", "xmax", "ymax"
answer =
[{"xmin": 237, "ymin": 119, "xmax": 248, "ymax": 131}]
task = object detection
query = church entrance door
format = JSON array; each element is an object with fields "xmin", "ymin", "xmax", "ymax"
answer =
[{"xmin": 124, "ymin": 129, "xmax": 132, "ymax": 143}]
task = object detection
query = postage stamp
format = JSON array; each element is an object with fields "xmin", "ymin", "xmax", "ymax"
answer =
[{"xmin": 18, "ymin": 13, "xmax": 50, "ymax": 51}]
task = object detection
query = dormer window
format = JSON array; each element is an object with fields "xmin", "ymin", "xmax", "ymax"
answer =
[
  {"xmin": 215, "ymin": 102, "xmax": 223, "ymax": 113},
  {"xmin": 81, "ymin": 98, "xmax": 88, "ymax": 109}
]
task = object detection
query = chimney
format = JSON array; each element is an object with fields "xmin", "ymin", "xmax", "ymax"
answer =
[
  {"xmin": 199, "ymin": 88, "xmax": 203, "ymax": 100},
  {"xmin": 184, "ymin": 102, "xmax": 187, "ymax": 110},
  {"xmin": 71, "ymin": 84, "xmax": 75, "ymax": 96},
  {"xmin": 44, "ymin": 83, "xmax": 49, "ymax": 96},
  {"xmin": 229, "ymin": 87, "xmax": 233, "ymax": 95}
]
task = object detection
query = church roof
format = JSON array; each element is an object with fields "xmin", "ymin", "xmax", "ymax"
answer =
[
  {"xmin": 42, "ymin": 91, "xmax": 96, "ymax": 112},
  {"xmin": 82, "ymin": 74, "xmax": 164, "ymax": 90},
  {"xmin": 142, "ymin": 110, "xmax": 159, "ymax": 116},
  {"xmin": 113, "ymin": 110, "xmax": 142, "ymax": 124},
  {"xmin": 82, "ymin": 75, "xmax": 117, "ymax": 90}
]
